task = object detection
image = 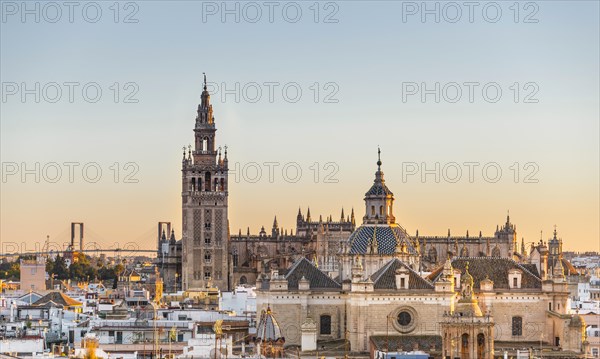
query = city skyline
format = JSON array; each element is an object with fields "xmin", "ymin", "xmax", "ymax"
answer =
[{"xmin": 1, "ymin": 1, "xmax": 599, "ymax": 253}]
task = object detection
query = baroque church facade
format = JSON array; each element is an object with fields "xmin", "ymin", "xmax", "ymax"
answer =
[{"xmin": 256, "ymin": 156, "xmax": 588, "ymax": 357}]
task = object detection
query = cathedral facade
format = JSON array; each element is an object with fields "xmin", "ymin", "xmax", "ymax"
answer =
[{"xmin": 255, "ymin": 158, "xmax": 588, "ymax": 357}]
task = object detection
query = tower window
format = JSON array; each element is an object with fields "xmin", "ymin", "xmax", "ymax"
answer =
[
  {"xmin": 205, "ymin": 172, "xmax": 211, "ymax": 191},
  {"xmin": 371, "ymin": 206, "xmax": 375, "ymax": 216},
  {"xmin": 204, "ymin": 252, "xmax": 212, "ymax": 263},
  {"xmin": 379, "ymin": 206, "xmax": 383, "ymax": 215}
]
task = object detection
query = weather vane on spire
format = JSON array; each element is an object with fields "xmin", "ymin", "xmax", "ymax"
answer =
[
  {"xmin": 203, "ymin": 72, "xmax": 207, "ymax": 90},
  {"xmin": 377, "ymin": 146, "xmax": 382, "ymax": 170}
]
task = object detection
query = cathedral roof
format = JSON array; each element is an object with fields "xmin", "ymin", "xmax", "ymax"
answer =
[
  {"xmin": 282, "ymin": 257, "xmax": 341, "ymax": 290},
  {"xmin": 371, "ymin": 259, "xmax": 434, "ymax": 290},
  {"xmin": 348, "ymin": 223, "xmax": 416, "ymax": 255},
  {"xmin": 429, "ymin": 257, "xmax": 542, "ymax": 290}
]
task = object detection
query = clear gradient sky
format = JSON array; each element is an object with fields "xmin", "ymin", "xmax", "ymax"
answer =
[{"xmin": 1, "ymin": 1, "xmax": 599, "ymax": 253}]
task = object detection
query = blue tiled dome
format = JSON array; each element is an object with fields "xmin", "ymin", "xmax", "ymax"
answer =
[
  {"xmin": 365, "ymin": 181, "xmax": 394, "ymax": 196},
  {"xmin": 348, "ymin": 224, "xmax": 416, "ymax": 255}
]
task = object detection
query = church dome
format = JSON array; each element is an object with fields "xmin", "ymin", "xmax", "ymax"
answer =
[
  {"xmin": 570, "ymin": 313, "xmax": 585, "ymax": 327},
  {"xmin": 365, "ymin": 176, "xmax": 394, "ymax": 196},
  {"xmin": 348, "ymin": 223, "xmax": 416, "ymax": 255},
  {"xmin": 347, "ymin": 148, "xmax": 418, "ymax": 256},
  {"xmin": 255, "ymin": 307, "xmax": 284, "ymax": 342}
]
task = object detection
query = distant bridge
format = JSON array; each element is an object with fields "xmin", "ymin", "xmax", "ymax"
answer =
[
  {"xmin": 0, "ymin": 222, "xmax": 172, "ymax": 259},
  {"xmin": 0, "ymin": 248, "xmax": 157, "ymax": 258}
]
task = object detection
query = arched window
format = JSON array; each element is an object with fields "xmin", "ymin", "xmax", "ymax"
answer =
[
  {"xmin": 379, "ymin": 206, "xmax": 383, "ymax": 215},
  {"xmin": 232, "ymin": 250, "xmax": 238, "ymax": 267},
  {"xmin": 191, "ymin": 178, "xmax": 196, "ymax": 191},
  {"xmin": 202, "ymin": 138, "xmax": 208, "ymax": 152},
  {"xmin": 371, "ymin": 206, "xmax": 375, "ymax": 216},
  {"xmin": 477, "ymin": 333, "xmax": 485, "ymax": 359},
  {"xmin": 220, "ymin": 178, "xmax": 225, "ymax": 191},
  {"xmin": 512, "ymin": 316, "xmax": 523, "ymax": 336},
  {"xmin": 239, "ymin": 276, "xmax": 247, "ymax": 285},
  {"xmin": 204, "ymin": 252, "xmax": 212, "ymax": 263},
  {"xmin": 461, "ymin": 333, "xmax": 469, "ymax": 359},
  {"xmin": 320, "ymin": 315, "xmax": 331, "ymax": 335},
  {"xmin": 492, "ymin": 246, "xmax": 501, "ymax": 258},
  {"xmin": 460, "ymin": 246, "xmax": 469, "ymax": 257},
  {"xmin": 204, "ymin": 172, "xmax": 211, "ymax": 191}
]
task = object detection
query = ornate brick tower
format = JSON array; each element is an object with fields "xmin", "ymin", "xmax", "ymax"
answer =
[{"xmin": 181, "ymin": 74, "xmax": 230, "ymax": 291}]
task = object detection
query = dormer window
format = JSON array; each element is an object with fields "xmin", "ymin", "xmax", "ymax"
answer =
[
  {"xmin": 395, "ymin": 267, "xmax": 410, "ymax": 290},
  {"xmin": 508, "ymin": 269, "xmax": 522, "ymax": 289}
]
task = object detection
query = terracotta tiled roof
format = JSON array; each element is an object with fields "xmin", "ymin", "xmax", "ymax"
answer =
[
  {"xmin": 283, "ymin": 258, "xmax": 341, "ymax": 290},
  {"xmin": 561, "ymin": 258, "xmax": 579, "ymax": 275},
  {"xmin": 427, "ymin": 264, "xmax": 445, "ymax": 281},
  {"xmin": 34, "ymin": 291, "xmax": 82, "ymax": 307},
  {"xmin": 371, "ymin": 259, "xmax": 434, "ymax": 290}
]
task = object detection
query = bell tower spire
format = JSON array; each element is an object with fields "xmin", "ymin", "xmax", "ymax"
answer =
[
  {"xmin": 193, "ymin": 73, "xmax": 217, "ymax": 166},
  {"xmin": 181, "ymin": 74, "xmax": 230, "ymax": 291}
]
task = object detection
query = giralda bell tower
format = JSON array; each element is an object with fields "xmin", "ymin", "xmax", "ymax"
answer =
[{"xmin": 181, "ymin": 74, "xmax": 230, "ymax": 291}]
